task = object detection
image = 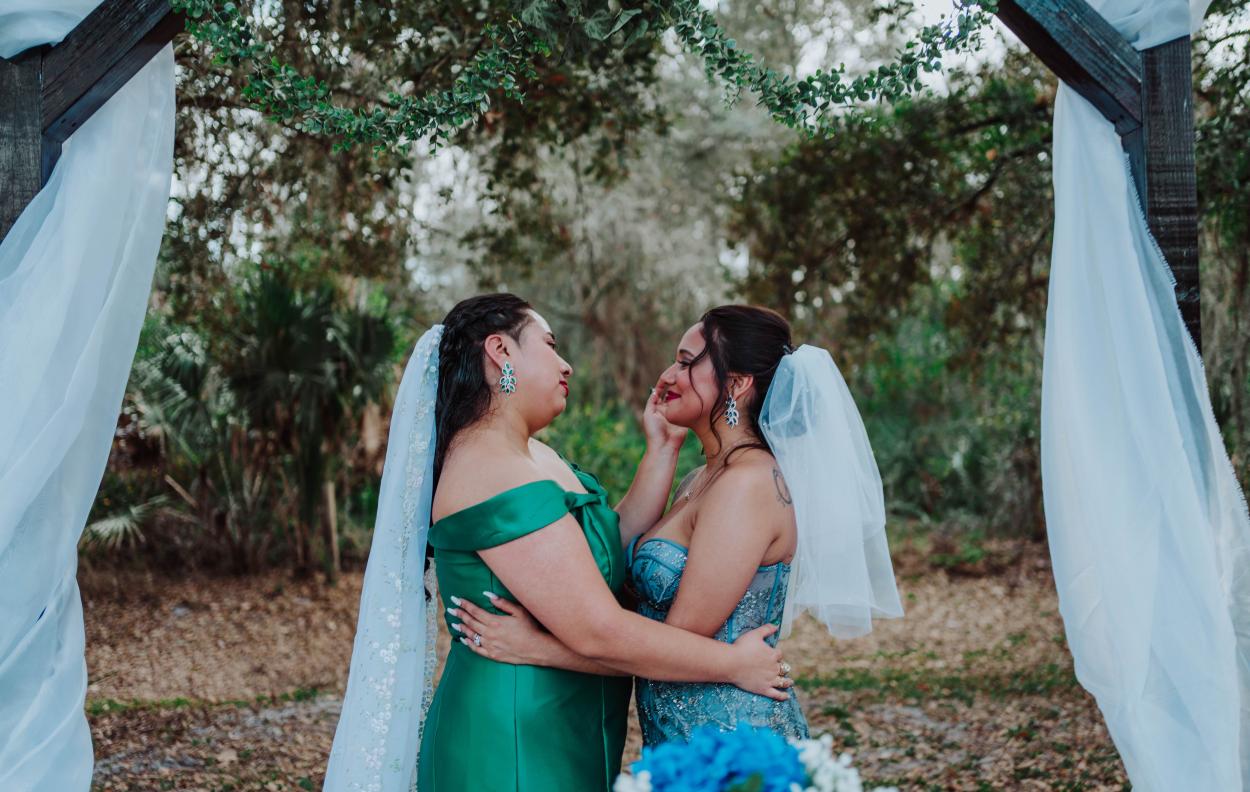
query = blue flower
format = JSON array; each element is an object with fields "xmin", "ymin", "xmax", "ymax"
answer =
[{"xmin": 629, "ymin": 723, "xmax": 807, "ymax": 792}]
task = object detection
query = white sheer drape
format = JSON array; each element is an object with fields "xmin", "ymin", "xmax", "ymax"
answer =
[
  {"xmin": 0, "ymin": 3, "xmax": 175, "ymax": 788},
  {"xmin": 1041, "ymin": 0, "xmax": 1250, "ymax": 788}
]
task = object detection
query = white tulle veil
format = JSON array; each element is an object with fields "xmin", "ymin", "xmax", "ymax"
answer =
[
  {"xmin": 760, "ymin": 344, "xmax": 903, "ymax": 639},
  {"xmin": 324, "ymin": 324, "xmax": 443, "ymax": 792}
]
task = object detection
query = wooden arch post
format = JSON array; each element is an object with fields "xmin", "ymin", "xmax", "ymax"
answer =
[{"xmin": 996, "ymin": 0, "xmax": 1202, "ymax": 349}]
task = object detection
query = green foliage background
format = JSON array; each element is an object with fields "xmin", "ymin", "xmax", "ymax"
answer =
[{"xmin": 84, "ymin": 0, "xmax": 1250, "ymax": 575}]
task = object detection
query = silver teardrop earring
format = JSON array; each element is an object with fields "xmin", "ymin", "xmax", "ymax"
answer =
[
  {"xmin": 499, "ymin": 361, "xmax": 517, "ymax": 394},
  {"xmin": 724, "ymin": 393, "xmax": 740, "ymax": 427}
]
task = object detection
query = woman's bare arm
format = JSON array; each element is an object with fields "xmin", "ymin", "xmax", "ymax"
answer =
[
  {"xmin": 451, "ymin": 466, "xmax": 782, "ymax": 674},
  {"xmin": 614, "ymin": 445, "xmax": 681, "ymax": 545},
  {"xmin": 473, "ymin": 510, "xmax": 788, "ymax": 698},
  {"xmin": 663, "ymin": 464, "xmax": 789, "ymax": 637},
  {"xmin": 614, "ymin": 389, "xmax": 687, "ymax": 544},
  {"xmin": 451, "ymin": 595, "xmax": 629, "ymax": 676}
]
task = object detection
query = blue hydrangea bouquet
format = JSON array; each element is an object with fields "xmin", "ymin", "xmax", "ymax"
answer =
[{"xmin": 612, "ymin": 724, "xmax": 897, "ymax": 792}]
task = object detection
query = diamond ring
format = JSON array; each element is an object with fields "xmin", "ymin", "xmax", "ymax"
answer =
[
  {"xmin": 779, "ymin": 661, "xmax": 792, "ymax": 677},
  {"xmin": 473, "ymin": 634, "xmax": 483, "ymax": 648}
]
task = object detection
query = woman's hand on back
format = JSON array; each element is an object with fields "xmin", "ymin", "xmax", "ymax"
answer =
[
  {"xmin": 728, "ymin": 624, "xmax": 794, "ymax": 701},
  {"xmin": 450, "ymin": 594, "xmax": 551, "ymax": 666}
]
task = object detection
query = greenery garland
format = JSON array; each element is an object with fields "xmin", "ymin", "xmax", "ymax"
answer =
[{"xmin": 172, "ymin": 0, "xmax": 999, "ymax": 150}]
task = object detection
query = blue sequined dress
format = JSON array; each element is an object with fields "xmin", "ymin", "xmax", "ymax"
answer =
[{"xmin": 626, "ymin": 536, "xmax": 809, "ymax": 746}]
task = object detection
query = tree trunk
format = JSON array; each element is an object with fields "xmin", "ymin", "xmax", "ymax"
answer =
[
  {"xmin": 323, "ymin": 479, "xmax": 340, "ymax": 584},
  {"xmin": 292, "ymin": 517, "xmax": 310, "ymax": 576}
]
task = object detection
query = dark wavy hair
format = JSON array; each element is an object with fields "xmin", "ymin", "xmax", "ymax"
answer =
[
  {"xmin": 688, "ymin": 305, "xmax": 794, "ymax": 463},
  {"xmin": 433, "ymin": 293, "xmax": 534, "ymax": 483}
]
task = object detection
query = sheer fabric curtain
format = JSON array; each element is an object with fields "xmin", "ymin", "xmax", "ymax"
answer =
[
  {"xmin": 1041, "ymin": 0, "xmax": 1250, "ymax": 788},
  {"xmin": 0, "ymin": 3, "xmax": 174, "ymax": 788}
]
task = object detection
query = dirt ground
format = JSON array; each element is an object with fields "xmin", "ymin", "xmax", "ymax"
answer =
[{"xmin": 82, "ymin": 542, "xmax": 1128, "ymax": 791}]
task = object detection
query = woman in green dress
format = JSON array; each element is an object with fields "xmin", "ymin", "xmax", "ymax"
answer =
[{"xmin": 340, "ymin": 293, "xmax": 792, "ymax": 792}]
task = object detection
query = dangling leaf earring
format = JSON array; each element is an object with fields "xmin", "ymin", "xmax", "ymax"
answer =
[
  {"xmin": 724, "ymin": 393, "xmax": 740, "ymax": 427},
  {"xmin": 499, "ymin": 361, "xmax": 517, "ymax": 394}
]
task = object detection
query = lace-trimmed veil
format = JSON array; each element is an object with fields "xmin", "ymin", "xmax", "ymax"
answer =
[{"xmin": 324, "ymin": 325, "xmax": 443, "ymax": 792}]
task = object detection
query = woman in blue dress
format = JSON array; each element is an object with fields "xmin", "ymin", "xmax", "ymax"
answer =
[{"xmin": 454, "ymin": 305, "xmax": 903, "ymax": 747}]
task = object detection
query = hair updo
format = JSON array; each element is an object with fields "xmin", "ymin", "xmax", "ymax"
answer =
[
  {"xmin": 691, "ymin": 305, "xmax": 794, "ymax": 460},
  {"xmin": 434, "ymin": 293, "xmax": 533, "ymax": 482}
]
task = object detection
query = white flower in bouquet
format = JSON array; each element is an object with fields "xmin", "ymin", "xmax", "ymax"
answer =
[
  {"xmin": 614, "ymin": 769, "xmax": 653, "ymax": 792},
  {"xmin": 788, "ymin": 734, "xmax": 898, "ymax": 792}
]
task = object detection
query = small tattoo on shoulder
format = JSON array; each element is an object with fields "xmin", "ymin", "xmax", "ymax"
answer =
[{"xmin": 773, "ymin": 468, "xmax": 793, "ymax": 506}]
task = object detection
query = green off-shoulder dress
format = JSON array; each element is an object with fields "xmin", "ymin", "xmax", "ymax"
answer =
[{"xmin": 417, "ymin": 463, "xmax": 633, "ymax": 791}]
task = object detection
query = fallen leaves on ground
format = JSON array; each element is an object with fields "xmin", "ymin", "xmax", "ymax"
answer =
[{"xmin": 83, "ymin": 542, "xmax": 1127, "ymax": 791}]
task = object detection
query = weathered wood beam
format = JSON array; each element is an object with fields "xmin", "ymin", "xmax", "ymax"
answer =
[
  {"xmin": 0, "ymin": 0, "xmax": 181, "ymax": 241},
  {"xmin": 996, "ymin": 0, "xmax": 1143, "ymax": 135},
  {"xmin": 0, "ymin": 51, "xmax": 44, "ymax": 241},
  {"xmin": 1126, "ymin": 36, "xmax": 1201, "ymax": 350},
  {"xmin": 997, "ymin": 0, "xmax": 1202, "ymax": 349},
  {"xmin": 42, "ymin": 0, "xmax": 183, "ymax": 148}
]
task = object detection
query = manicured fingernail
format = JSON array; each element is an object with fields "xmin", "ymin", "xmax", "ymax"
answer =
[
  {"xmin": 450, "ymin": 595, "xmax": 463, "ymax": 606},
  {"xmin": 450, "ymin": 622, "xmax": 463, "ymax": 633},
  {"xmin": 446, "ymin": 607, "xmax": 457, "ymax": 616},
  {"xmin": 482, "ymin": 591, "xmax": 497, "ymax": 600}
]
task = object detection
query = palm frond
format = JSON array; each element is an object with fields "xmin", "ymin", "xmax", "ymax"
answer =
[{"xmin": 81, "ymin": 495, "xmax": 174, "ymax": 552}]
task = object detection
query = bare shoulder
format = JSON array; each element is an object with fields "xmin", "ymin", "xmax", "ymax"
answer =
[
  {"xmin": 528, "ymin": 438, "xmax": 563, "ymax": 465},
  {"xmin": 433, "ymin": 442, "xmax": 546, "ymax": 519},
  {"xmin": 705, "ymin": 450, "xmax": 793, "ymax": 511}
]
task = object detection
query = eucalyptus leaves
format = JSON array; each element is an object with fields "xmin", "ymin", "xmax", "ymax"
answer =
[
  {"xmin": 668, "ymin": 0, "xmax": 998, "ymax": 129},
  {"xmin": 172, "ymin": 0, "xmax": 998, "ymax": 151}
]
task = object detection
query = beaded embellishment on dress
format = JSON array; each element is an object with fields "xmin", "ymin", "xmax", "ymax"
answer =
[{"xmin": 627, "ymin": 537, "xmax": 809, "ymax": 746}]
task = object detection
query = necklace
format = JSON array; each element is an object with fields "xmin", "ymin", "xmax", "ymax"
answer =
[
  {"xmin": 683, "ymin": 442, "xmax": 758, "ymax": 501},
  {"xmin": 682, "ymin": 466, "xmax": 717, "ymax": 501}
]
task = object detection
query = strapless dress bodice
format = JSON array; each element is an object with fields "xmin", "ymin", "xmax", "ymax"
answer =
[{"xmin": 627, "ymin": 535, "xmax": 808, "ymax": 746}]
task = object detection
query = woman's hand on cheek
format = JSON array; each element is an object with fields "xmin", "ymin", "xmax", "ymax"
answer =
[{"xmin": 643, "ymin": 385, "xmax": 687, "ymax": 453}]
